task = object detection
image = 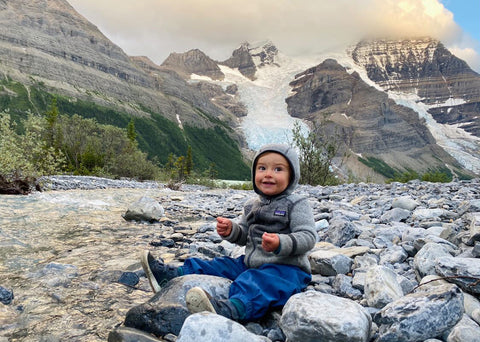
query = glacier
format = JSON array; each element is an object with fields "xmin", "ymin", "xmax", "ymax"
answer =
[{"xmin": 217, "ymin": 58, "xmax": 312, "ymax": 150}]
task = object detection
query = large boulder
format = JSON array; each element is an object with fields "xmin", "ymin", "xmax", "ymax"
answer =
[
  {"xmin": 373, "ymin": 283, "xmax": 464, "ymax": 342},
  {"xmin": 280, "ymin": 291, "xmax": 371, "ymax": 342},
  {"xmin": 123, "ymin": 275, "xmax": 231, "ymax": 337}
]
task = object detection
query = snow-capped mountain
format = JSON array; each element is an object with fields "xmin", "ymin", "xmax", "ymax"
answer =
[
  {"xmin": 1, "ymin": 0, "xmax": 478, "ymax": 180},
  {"xmin": 180, "ymin": 39, "xmax": 480, "ymax": 179}
]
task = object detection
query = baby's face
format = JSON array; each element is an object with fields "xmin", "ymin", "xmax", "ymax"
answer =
[{"xmin": 254, "ymin": 152, "xmax": 291, "ymax": 196}]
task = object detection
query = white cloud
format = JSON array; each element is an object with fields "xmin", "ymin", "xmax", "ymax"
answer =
[
  {"xmin": 448, "ymin": 46, "xmax": 480, "ymax": 72},
  {"xmin": 67, "ymin": 0, "xmax": 480, "ymax": 72}
]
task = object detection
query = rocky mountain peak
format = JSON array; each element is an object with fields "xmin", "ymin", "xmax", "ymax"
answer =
[
  {"xmin": 221, "ymin": 41, "xmax": 280, "ymax": 80},
  {"xmin": 161, "ymin": 49, "xmax": 224, "ymax": 80},
  {"xmin": 248, "ymin": 40, "xmax": 279, "ymax": 67},
  {"xmin": 351, "ymin": 37, "xmax": 480, "ymax": 103},
  {"xmin": 286, "ymin": 57, "xmax": 464, "ymax": 177},
  {"xmin": 351, "ymin": 36, "xmax": 480, "ymax": 140},
  {"xmin": 221, "ymin": 42, "xmax": 257, "ymax": 80}
]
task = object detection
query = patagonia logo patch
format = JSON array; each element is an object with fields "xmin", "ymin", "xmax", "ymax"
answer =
[{"xmin": 274, "ymin": 209, "xmax": 286, "ymax": 217}]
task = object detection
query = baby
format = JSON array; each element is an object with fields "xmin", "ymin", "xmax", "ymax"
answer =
[{"xmin": 142, "ymin": 143, "xmax": 317, "ymax": 321}]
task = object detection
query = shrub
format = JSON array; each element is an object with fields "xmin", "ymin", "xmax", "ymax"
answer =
[
  {"xmin": 0, "ymin": 112, "xmax": 65, "ymax": 181},
  {"xmin": 291, "ymin": 121, "xmax": 343, "ymax": 186}
]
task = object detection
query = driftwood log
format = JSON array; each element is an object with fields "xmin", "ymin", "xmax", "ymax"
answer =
[{"xmin": 0, "ymin": 175, "xmax": 40, "ymax": 195}]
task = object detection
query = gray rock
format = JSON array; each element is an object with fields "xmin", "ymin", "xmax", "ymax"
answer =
[
  {"xmin": 445, "ymin": 314, "xmax": 480, "ymax": 342},
  {"xmin": 435, "ymin": 257, "xmax": 480, "ymax": 295},
  {"xmin": 466, "ymin": 213, "xmax": 480, "ymax": 246},
  {"xmin": 123, "ymin": 196, "xmax": 165, "ymax": 222},
  {"xmin": 413, "ymin": 242, "xmax": 453, "ymax": 279},
  {"xmin": 374, "ymin": 284, "xmax": 464, "ymax": 342},
  {"xmin": 352, "ymin": 253, "xmax": 379, "ymax": 271},
  {"xmin": 177, "ymin": 312, "xmax": 271, "ymax": 342},
  {"xmin": 380, "ymin": 208, "xmax": 411, "ymax": 223},
  {"xmin": 332, "ymin": 274, "xmax": 363, "ymax": 299},
  {"xmin": 463, "ymin": 292, "xmax": 480, "ymax": 319},
  {"xmin": 472, "ymin": 309, "xmax": 480, "ymax": 326},
  {"xmin": 315, "ymin": 219, "xmax": 329, "ymax": 231},
  {"xmin": 364, "ymin": 265, "xmax": 404, "ymax": 308},
  {"xmin": 352, "ymin": 271, "xmax": 367, "ymax": 291},
  {"xmin": 473, "ymin": 242, "xmax": 480, "ymax": 257},
  {"xmin": 392, "ymin": 196, "xmax": 419, "ymax": 211},
  {"xmin": 309, "ymin": 249, "xmax": 353, "ymax": 276},
  {"xmin": 280, "ymin": 292, "xmax": 371, "ymax": 342},
  {"xmin": 401, "ymin": 227, "xmax": 428, "ymax": 242},
  {"xmin": 326, "ymin": 217, "xmax": 356, "ymax": 246},
  {"xmin": 412, "ymin": 208, "xmax": 457, "ymax": 221},
  {"xmin": 0, "ymin": 286, "xmax": 14, "ymax": 305},
  {"xmin": 124, "ymin": 275, "xmax": 231, "ymax": 336},
  {"xmin": 108, "ymin": 326, "xmax": 162, "ymax": 341},
  {"xmin": 379, "ymin": 245, "xmax": 408, "ymax": 265}
]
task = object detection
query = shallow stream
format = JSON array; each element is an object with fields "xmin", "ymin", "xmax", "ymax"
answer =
[{"xmin": 0, "ymin": 188, "xmax": 177, "ymax": 341}]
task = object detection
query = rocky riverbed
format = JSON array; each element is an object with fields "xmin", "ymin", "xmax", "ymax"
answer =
[{"xmin": 1, "ymin": 176, "xmax": 480, "ymax": 341}]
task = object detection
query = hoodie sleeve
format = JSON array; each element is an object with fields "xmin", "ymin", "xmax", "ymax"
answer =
[
  {"xmin": 223, "ymin": 199, "xmax": 254, "ymax": 246},
  {"xmin": 276, "ymin": 196, "xmax": 317, "ymax": 257}
]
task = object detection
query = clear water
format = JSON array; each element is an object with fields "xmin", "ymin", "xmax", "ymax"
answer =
[{"xmin": 0, "ymin": 188, "xmax": 174, "ymax": 341}]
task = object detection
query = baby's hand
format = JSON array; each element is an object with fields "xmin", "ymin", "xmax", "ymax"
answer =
[
  {"xmin": 216, "ymin": 217, "xmax": 232, "ymax": 237},
  {"xmin": 262, "ymin": 232, "xmax": 280, "ymax": 252}
]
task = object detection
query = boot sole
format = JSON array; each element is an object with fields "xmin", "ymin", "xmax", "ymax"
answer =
[
  {"xmin": 186, "ymin": 287, "xmax": 216, "ymax": 314},
  {"xmin": 140, "ymin": 250, "xmax": 161, "ymax": 293}
]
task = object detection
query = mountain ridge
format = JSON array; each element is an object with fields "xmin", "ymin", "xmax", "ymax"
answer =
[{"xmin": 1, "ymin": 0, "xmax": 479, "ymax": 180}]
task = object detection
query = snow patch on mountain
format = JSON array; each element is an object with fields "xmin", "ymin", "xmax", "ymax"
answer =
[{"xmin": 389, "ymin": 91, "xmax": 480, "ymax": 174}]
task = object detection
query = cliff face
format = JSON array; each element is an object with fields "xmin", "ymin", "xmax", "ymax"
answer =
[
  {"xmin": 286, "ymin": 59, "xmax": 463, "ymax": 175},
  {"xmin": 351, "ymin": 37, "xmax": 480, "ymax": 137}
]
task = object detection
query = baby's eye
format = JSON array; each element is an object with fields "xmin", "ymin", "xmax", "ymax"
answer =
[
  {"xmin": 258, "ymin": 166, "xmax": 266, "ymax": 171},
  {"xmin": 274, "ymin": 167, "xmax": 283, "ymax": 172}
]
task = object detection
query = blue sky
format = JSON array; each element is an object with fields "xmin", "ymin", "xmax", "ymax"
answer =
[{"xmin": 442, "ymin": 0, "xmax": 480, "ymax": 43}]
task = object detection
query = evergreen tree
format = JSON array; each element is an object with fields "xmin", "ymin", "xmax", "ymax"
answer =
[
  {"xmin": 174, "ymin": 156, "xmax": 186, "ymax": 181},
  {"xmin": 127, "ymin": 118, "xmax": 137, "ymax": 145},
  {"xmin": 44, "ymin": 97, "xmax": 62, "ymax": 151}
]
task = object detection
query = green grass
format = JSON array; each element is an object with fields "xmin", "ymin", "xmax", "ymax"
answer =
[{"xmin": 358, "ymin": 156, "xmax": 399, "ymax": 179}]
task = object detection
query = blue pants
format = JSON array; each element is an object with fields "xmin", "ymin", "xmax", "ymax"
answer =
[{"xmin": 181, "ymin": 255, "xmax": 311, "ymax": 320}]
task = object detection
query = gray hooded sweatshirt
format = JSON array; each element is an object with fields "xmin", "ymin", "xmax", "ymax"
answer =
[{"xmin": 225, "ymin": 144, "xmax": 317, "ymax": 273}]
